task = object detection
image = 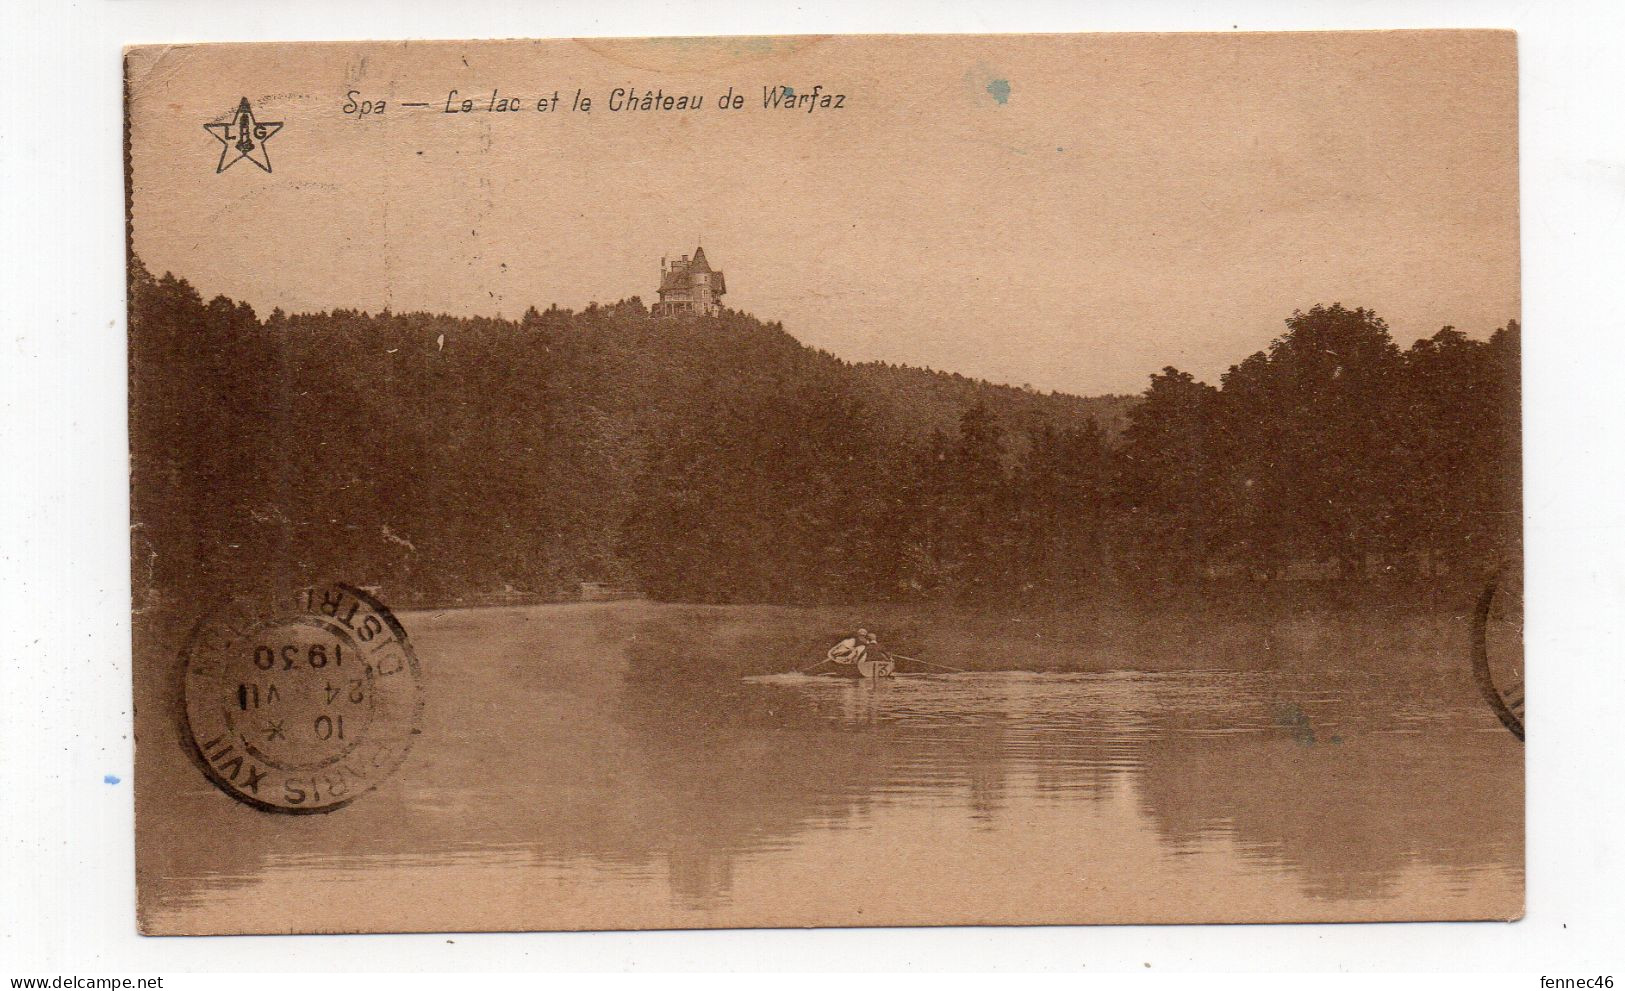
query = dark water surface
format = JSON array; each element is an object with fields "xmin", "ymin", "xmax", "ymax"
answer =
[{"xmin": 142, "ymin": 601, "xmax": 1522, "ymax": 932}]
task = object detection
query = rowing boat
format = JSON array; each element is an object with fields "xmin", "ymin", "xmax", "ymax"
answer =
[
  {"xmin": 806, "ymin": 650, "xmax": 960, "ymax": 678},
  {"xmin": 824, "ymin": 654, "xmax": 897, "ymax": 679}
]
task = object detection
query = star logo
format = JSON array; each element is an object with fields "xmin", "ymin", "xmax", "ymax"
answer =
[{"xmin": 204, "ymin": 97, "xmax": 283, "ymax": 174}]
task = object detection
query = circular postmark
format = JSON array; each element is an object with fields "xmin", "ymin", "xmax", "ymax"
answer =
[
  {"xmin": 1471, "ymin": 563, "xmax": 1524, "ymax": 741},
  {"xmin": 181, "ymin": 583, "xmax": 423, "ymax": 813}
]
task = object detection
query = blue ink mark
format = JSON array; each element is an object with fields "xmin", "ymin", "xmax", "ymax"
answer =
[
  {"xmin": 782, "ymin": 86, "xmax": 794, "ymax": 98},
  {"xmin": 103, "ymin": 774, "xmax": 121, "ymax": 785},
  {"xmin": 986, "ymin": 79, "xmax": 1011, "ymax": 105}
]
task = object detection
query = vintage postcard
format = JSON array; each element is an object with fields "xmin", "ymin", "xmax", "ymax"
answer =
[{"xmin": 125, "ymin": 32, "xmax": 1523, "ymax": 933}]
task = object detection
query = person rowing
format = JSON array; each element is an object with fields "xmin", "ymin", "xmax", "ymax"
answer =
[{"xmin": 826, "ymin": 628, "xmax": 881, "ymax": 669}]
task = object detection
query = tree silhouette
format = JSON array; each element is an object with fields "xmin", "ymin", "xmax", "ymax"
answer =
[{"xmin": 129, "ymin": 259, "xmax": 1519, "ymax": 610}]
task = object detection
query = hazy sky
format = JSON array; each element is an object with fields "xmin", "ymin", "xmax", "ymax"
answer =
[{"xmin": 129, "ymin": 32, "xmax": 1518, "ymax": 396}]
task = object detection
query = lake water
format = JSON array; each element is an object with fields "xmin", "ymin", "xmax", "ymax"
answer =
[{"xmin": 140, "ymin": 600, "xmax": 1523, "ymax": 932}]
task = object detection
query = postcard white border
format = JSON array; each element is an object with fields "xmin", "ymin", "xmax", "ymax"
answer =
[{"xmin": 2, "ymin": 0, "xmax": 1620, "ymax": 976}]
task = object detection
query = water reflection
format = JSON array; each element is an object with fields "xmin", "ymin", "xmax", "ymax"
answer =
[{"xmin": 139, "ymin": 601, "xmax": 1522, "ymax": 932}]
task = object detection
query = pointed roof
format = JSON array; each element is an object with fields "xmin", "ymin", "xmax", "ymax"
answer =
[{"xmin": 688, "ymin": 246, "xmax": 712, "ymax": 272}]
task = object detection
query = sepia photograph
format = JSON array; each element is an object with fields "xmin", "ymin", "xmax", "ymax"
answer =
[{"xmin": 120, "ymin": 31, "xmax": 1524, "ymax": 934}]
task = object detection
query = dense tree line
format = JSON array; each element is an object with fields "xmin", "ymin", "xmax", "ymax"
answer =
[
  {"xmin": 130, "ymin": 259, "xmax": 1517, "ymax": 609},
  {"xmin": 1072, "ymin": 305, "xmax": 1518, "ymax": 590}
]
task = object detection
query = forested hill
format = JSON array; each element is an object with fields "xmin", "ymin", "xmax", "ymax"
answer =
[
  {"xmin": 131, "ymin": 259, "xmax": 1518, "ymax": 608},
  {"xmin": 848, "ymin": 361, "xmax": 1138, "ymax": 448},
  {"xmin": 129, "ymin": 262, "xmax": 1133, "ymax": 606}
]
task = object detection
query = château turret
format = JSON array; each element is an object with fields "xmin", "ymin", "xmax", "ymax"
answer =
[{"xmin": 652, "ymin": 247, "xmax": 726, "ymax": 318}]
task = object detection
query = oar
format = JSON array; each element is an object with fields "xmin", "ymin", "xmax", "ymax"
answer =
[
  {"xmin": 885, "ymin": 651, "xmax": 964, "ymax": 673},
  {"xmin": 798, "ymin": 657, "xmax": 835, "ymax": 674}
]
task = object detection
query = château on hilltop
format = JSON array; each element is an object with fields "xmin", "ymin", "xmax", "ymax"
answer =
[{"xmin": 652, "ymin": 247, "xmax": 726, "ymax": 318}]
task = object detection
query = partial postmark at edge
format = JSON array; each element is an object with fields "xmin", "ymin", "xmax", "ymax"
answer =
[{"xmin": 1470, "ymin": 564, "xmax": 1524, "ymax": 742}]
